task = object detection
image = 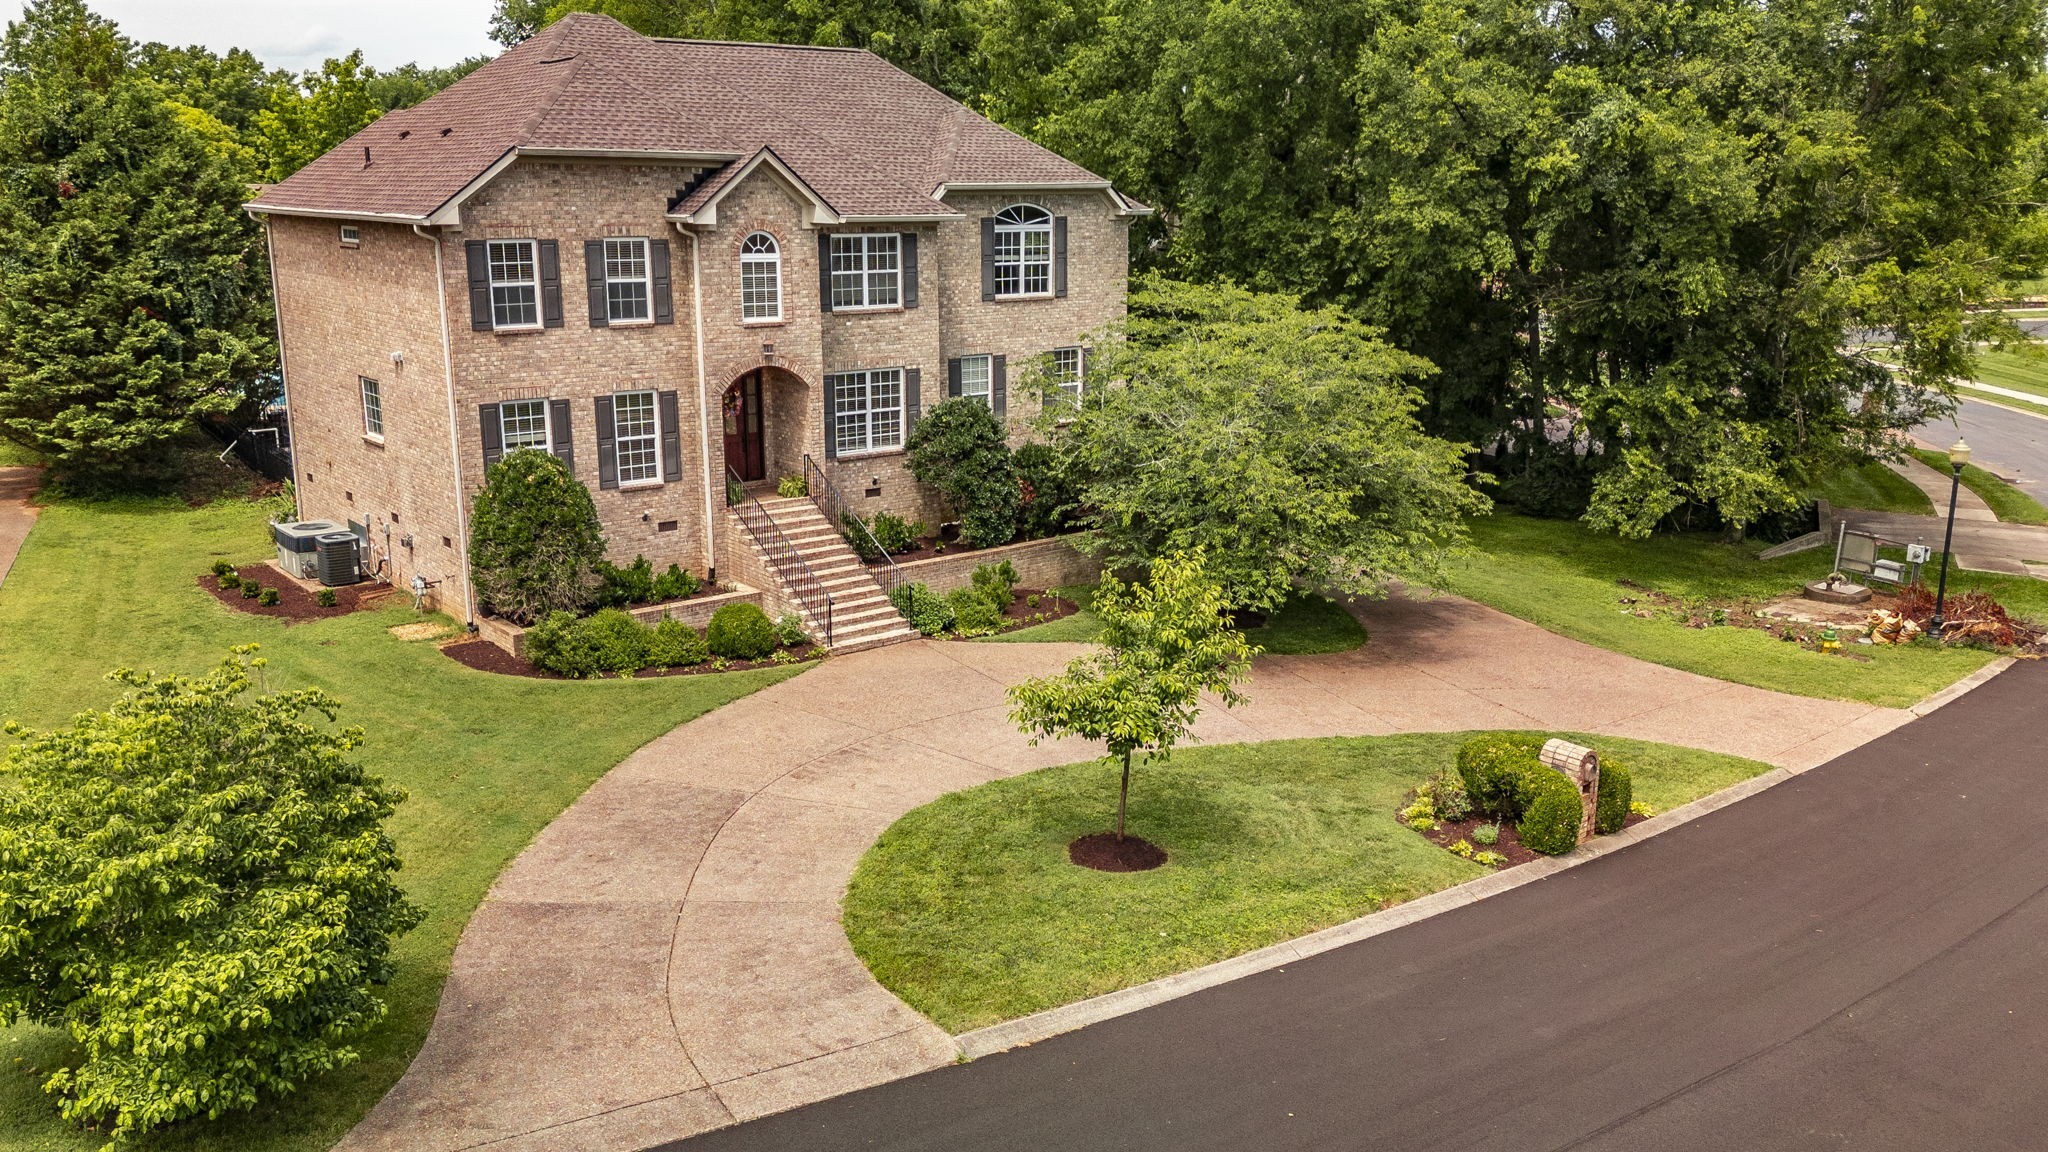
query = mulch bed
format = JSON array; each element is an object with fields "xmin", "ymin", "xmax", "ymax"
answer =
[
  {"xmin": 989, "ymin": 587, "xmax": 1083, "ymax": 633},
  {"xmin": 197, "ymin": 565, "xmax": 384, "ymax": 623},
  {"xmin": 1069, "ymin": 832, "xmax": 1168, "ymax": 872},
  {"xmin": 1417, "ymin": 810, "xmax": 1650, "ymax": 868},
  {"xmin": 440, "ymin": 638, "xmax": 823, "ymax": 680}
]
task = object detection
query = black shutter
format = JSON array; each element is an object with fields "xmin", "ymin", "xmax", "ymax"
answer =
[
  {"xmin": 905, "ymin": 367, "xmax": 922, "ymax": 440},
  {"xmin": 479, "ymin": 403, "xmax": 502, "ymax": 469},
  {"xmin": 822, "ymin": 375, "xmax": 838, "ymax": 460},
  {"xmin": 550, "ymin": 398, "xmax": 573, "ymax": 473},
  {"xmin": 594, "ymin": 395, "xmax": 618, "ymax": 490},
  {"xmin": 817, "ymin": 231, "xmax": 834, "ymax": 312},
  {"xmin": 980, "ymin": 218, "xmax": 996, "ymax": 301},
  {"xmin": 947, "ymin": 358, "xmax": 963, "ymax": 398},
  {"xmin": 658, "ymin": 390, "xmax": 682, "ymax": 481},
  {"xmin": 902, "ymin": 232, "xmax": 919, "ymax": 308},
  {"xmin": 650, "ymin": 239, "xmax": 673, "ymax": 325},
  {"xmin": 1053, "ymin": 217, "xmax": 1069, "ymax": 298},
  {"xmin": 539, "ymin": 240, "xmax": 564, "ymax": 328},
  {"xmin": 584, "ymin": 240, "xmax": 608, "ymax": 328},
  {"xmin": 992, "ymin": 354, "xmax": 1008, "ymax": 418},
  {"xmin": 466, "ymin": 241, "xmax": 492, "ymax": 330}
]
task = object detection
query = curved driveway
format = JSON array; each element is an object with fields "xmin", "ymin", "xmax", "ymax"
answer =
[
  {"xmin": 340, "ymin": 592, "xmax": 1911, "ymax": 1152},
  {"xmin": 673, "ymin": 657, "xmax": 2048, "ymax": 1152}
]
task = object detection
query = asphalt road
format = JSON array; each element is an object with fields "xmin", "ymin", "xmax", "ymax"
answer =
[
  {"xmin": 1914, "ymin": 396, "xmax": 2048, "ymax": 505},
  {"xmin": 667, "ymin": 659, "xmax": 2048, "ymax": 1152}
]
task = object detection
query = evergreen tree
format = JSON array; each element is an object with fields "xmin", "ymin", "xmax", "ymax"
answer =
[{"xmin": 0, "ymin": 0, "xmax": 276, "ymax": 483}]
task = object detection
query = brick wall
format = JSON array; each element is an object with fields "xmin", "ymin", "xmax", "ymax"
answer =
[
  {"xmin": 478, "ymin": 584, "xmax": 768, "ymax": 658},
  {"xmin": 893, "ymin": 535, "xmax": 1101, "ymax": 596}
]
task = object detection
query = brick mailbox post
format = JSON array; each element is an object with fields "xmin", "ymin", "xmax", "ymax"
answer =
[{"xmin": 1539, "ymin": 738, "xmax": 1601, "ymax": 847}]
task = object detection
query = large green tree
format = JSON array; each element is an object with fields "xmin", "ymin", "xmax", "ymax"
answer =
[
  {"xmin": 1044, "ymin": 277, "xmax": 1489, "ymax": 611},
  {"xmin": 0, "ymin": 649, "xmax": 423, "ymax": 1137},
  {"xmin": 0, "ymin": 0, "xmax": 277, "ymax": 482}
]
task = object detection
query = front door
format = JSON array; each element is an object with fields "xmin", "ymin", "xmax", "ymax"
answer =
[{"xmin": 722, "ymin": 372, "xmax": 766, "ymax": 482}]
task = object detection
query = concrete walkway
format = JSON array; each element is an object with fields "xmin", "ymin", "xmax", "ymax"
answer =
[
  {"xmin": 1893, "ymin": 455, "xmax": 1997, "ymax": 522},
  {"xmin": 338, "ymin": 590, "xmax": 1912, "ymax": 1152},
  {"xmin": 1838, "ymin": 509, "xmax": 2048, "ymax": 576},
  {"xmin": 0, "ymin": 467, "xmax": 40, "ymax": 591}
]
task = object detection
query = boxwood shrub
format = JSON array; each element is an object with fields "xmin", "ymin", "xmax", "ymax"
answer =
[
  {"xmin": 648, "ymin": 617, "xmax": 710, "ymax": 667},
  {"xmin": 1453, "ymin": 733, "xmax": 1602, "ymax": 856},
  {"xmin": 1516, "ymin": 769, "xmax": 1583, "ymax": 855},
  {"xmin": 1454, "ymin": 733, "xmax": 1548, "ymax": 818},
  {"xmin": 1595, "ymin": 757, "xmax": 1633, "ymax": 834},
  {"xmin": 584, "ymin": 608, "xmax": 651, "ymax": 673},
  {"xmin": 525, "ymin": 610, "xmax": 601, "ymax": 678},
  {"xmin": 707, "ymin": 603, "xmax": 777, "ymax": 659}
]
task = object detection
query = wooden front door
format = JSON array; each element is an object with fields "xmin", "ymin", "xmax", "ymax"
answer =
[{"xmin": 722, "ymin": 372, "xmax": 766, "ymax": 482}]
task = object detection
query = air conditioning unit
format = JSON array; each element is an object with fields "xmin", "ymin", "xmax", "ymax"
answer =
[
  {"xmin": 272, "ymin": 520, "xmax": 340, "ymax": 579},
  {"xmin": 315, "ymin": 533, "xmax": 363, "ymax": 587}
]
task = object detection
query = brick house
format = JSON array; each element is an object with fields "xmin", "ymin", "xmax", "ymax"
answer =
[{"xmin": 248, "ymin": 12, "xmax": 1142, "ymax": 648}]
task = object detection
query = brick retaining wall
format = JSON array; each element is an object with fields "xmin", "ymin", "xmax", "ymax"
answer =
[
  {"xmin": 892, "ymin": 534, "xmax": 1099, "ymax": 596},
  {"xmin": 476, "ymin": 583, "xmax": 766, "ymax": 658}
]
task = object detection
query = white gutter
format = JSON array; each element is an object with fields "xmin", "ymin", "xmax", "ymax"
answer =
[
  {"xmin": 259, "ymin": 217, "xmax": 303, "ymax": 506},
  {"xmin": 683, "ymin": 225, "xmax": 717, "ymax": 582},
  {"xmin": 417, "ymin": 223, "xmax": 478, "ymax": 626},
  {"xmin": 247, "ymin": 204, "xmax": 429, "ymax": 225}
]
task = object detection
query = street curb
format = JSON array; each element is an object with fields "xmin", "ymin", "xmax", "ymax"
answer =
[{"xmin": 956, "ymin": 661, "xmax": 2020, "ymax": 1061}]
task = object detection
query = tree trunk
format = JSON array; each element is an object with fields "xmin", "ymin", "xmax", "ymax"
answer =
[{"xmin": 1116, "ymin": 751, "xmax": 1132, "ymax": 840}]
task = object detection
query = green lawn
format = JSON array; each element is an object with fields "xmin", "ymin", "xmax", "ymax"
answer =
[
  {"xmin": 0, "ymin": 442, "xmax": 40, "ymax": 467},
  {"xmin": 1807, "ymin": 458, "xmax": 1933, "ymax": 515},
  {"xmin": 1959, "ymin": 384, "xmax": 2048, "ymax": 420},
  {"xmin": 1971, "ymin": 346, "xmax": 2048, "ymax": 400},
  {"xmin": 1444, "ymin": 514, "xmax": 2040, "ymax": 708},
  {"xmin": 0, "ymin": 497, "xmax": 801, "ymax": 1151},
  {"xmin": 988, "ymin": 586, "xmax": 1368, "ymax": 654},
  {"xmin": 845, "ymin": 731, "xmax": 1769, "ymax": 1032},
  {"xmin": 1907, "ymin": 446, "xmax": 2048, "ymax": 526}
]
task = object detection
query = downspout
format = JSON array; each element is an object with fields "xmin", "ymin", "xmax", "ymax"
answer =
[
  {"xmin": 417, "ymin": 222, "xmax": 478, "ymax": 627},
  {"xmin": 257, "ymin": 216, "xmax": 303, "ymax": 512},
  {"xmin": 681, "ymin": 223, "xmax": 717, "ymax": 583}
]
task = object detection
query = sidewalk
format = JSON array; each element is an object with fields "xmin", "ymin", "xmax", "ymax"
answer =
[
  {"xmin": 0, "ymin": 467, "xmax": 40, "ymax": 591},
  {"xmin": 1837, "ymin": 509, "xmax": 2048, "ymax": 576},
  {"xmin": 336, "ymin": 591, "xmax": 1910, "ymax": 1152},
  {"xmin": 1893, "ymin": 455, "xmax": 1996, "ymax": 522}
]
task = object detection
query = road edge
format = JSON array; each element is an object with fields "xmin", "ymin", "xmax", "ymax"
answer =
[{"xmin": 956, "ymin": 657, "xmax": 2019, "ymax": 1061}]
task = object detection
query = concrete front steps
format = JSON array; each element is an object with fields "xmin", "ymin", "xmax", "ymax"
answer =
[{"xmin": 750, "ymin": 495, "xmax": 916, "ymax": 652}]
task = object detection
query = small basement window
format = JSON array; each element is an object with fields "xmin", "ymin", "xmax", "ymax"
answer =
[{"xmin": 340, "ymin": 224, "xmax": 361, "ymax": 247}]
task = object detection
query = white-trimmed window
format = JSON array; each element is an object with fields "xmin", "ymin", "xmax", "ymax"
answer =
[
  {"xmin": 359, "ymin": 376, "xmax": 384, "ymax": 438},
  {"xmin": 829, "ymin": 233, "xmax": 901, "ymax": 310},
  {"xmin": 488, "ymin": 240, "xmax": 541, "ymax": 329},
  {"xmin": 958, "ymin": 354, "xmax": 992, "ymax": 406},
  {"xmin": 831, "ymin": 368, "xmax": 905, "ymax": 455},
  {"xmin": 500, "ymin": 398, "xmax": 551, "ymax": 454},
  {"xmin": 604, "ymin": 238, "xmax": 651, "ymax": 323},
  {"xmin": 993, "ymin": 205, "xmax": 1054, "ymax": 298},
  {"xmin": 613, "ymin": 389, "xmax": 660, "ymax": 484},
  {"xmin": 339, "ymin": 224, "xmax": 360, "ymax": 247},
  {"xmin": 1049, "ymin": 347, "xmax": 1084, "ymax": 406},
  {"xmin": 740, "ymin": 233, "xmax": 782, "ymax": 321}
]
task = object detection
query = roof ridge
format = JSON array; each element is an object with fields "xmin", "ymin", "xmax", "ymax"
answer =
[{"xmin": 649, "ymin": 37, "xmax": 869, "ymax": 53}]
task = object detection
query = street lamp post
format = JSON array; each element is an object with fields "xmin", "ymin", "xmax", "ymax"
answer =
[{"xmin": 1929, "ymin": 438, "xmax": 1971, "ymax": 639}]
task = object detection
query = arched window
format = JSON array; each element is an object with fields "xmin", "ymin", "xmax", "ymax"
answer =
[
  {"xmin": 992, "ymin": 205, "xmax": 1053, "ymax": 298},
  {"xmin": 740, "ymin": 232, "xmax": 781, "ymax": 322}
]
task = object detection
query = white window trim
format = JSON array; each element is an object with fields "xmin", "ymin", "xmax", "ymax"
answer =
[
  {"xmin": 740, "ymin": 232, "xmax": 783, "ymax": 324},
  {"xmin": 339, "ymin": 224, "xmax": 360, "ymax": 248},
  {"xmin": 830, "ymin": 368, "xmax": 906, "ymax": 457},
  {"xmin": 499, "ymin": 397, "xmax": 552, "ymax": 456},
  {"xmin": 959, "ymin": 353, "xmax": 993, "ymax": 406},
  {"xmin": 828, "ymin": 233, "xmax": 903, "ymax": 312},
  {"xmin": 612, "ymin": 389, "xmax": 663, "ymax": 488},
  {"xmin": 359, "ymin": 376, "xmax": 383, "ymax": 441},
  {"xmin": 993, "ymin": 205, "xmax": 1054, "ymax": 301},
  {"xmin": 1050, "ymin": 346, "xmax": 1085, "ymax": 406},
  {"xmin": 488, "ymin": 239, "xmax": 542, "ymax": 332},
  {"xmin": 604, "ymin": 237, "xmax": 653, "ymax": 325}
]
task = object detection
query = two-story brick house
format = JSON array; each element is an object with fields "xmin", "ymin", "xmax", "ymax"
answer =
[{"xmin": 248, "ymin": 12, "xmax": 1142, "ymax": 647}]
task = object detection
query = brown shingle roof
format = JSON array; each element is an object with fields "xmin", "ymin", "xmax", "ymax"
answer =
[{"xmin": 248, "ymin": 13, "xmax": 1120, "ymax": 223}]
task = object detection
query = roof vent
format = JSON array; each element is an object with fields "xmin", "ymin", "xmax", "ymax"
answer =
[
  {"xmin": 538, "ymin": 55, "xmax": 576, "ymax": 64},
  {"xmin": 440, "ymin": 127, "xmax": 453, "ymax": 137},
  {"xmin": 398, "ymin": 129, "xmax": 411, "ymax": 139}
]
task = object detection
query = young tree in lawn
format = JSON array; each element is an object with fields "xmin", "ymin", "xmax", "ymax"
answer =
[
  {"xmin": 1008, "ymin": 551, "xmax": 1256, "ymax": 841},
  {"xmin": 468, "ymin": 448, "xmax": 607, "ymax": 623},
  {"xmin": 0, "ymin": 0, "xmax": 277, "ymax": 483},
  {"xmin": 1048, "ymin": 276, "xmax": 1490, "ymax": 612},
  {"xmin": 0, "ymin": 647, "xmax": 423, "ymax": 1138}
]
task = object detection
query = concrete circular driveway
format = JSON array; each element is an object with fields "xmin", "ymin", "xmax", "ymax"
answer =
[{"xmin": 338, "ymin": 591, "xmax": 1910, "ymax": 1152}]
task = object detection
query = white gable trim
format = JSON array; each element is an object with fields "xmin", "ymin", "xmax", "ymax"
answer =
[{"xmin": 668, "ymin": 148, "xmax": 845, "ymax": 227}]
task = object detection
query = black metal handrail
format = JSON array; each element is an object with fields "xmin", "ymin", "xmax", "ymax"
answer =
[
  {"xmin": 728, "ymin": 466, "xmax": 833, "ymax": 644},
  {"xmin": 804, "ymin": 453, "xmax": 905, "ymax": 595}
]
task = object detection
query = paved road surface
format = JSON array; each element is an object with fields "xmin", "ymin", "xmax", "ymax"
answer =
[
  {"xmin": 668, "ymin": 659, "xmax": 2048, "ymax": 1152},
  {"xmin": 1914, "ymin": 396, "xmax": 2048, "ymax": 504}
]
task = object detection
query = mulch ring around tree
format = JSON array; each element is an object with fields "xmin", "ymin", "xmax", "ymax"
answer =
[
  {"xmin": 439, "ymin": 638, "xmax": 824, "ymax": 680},
  {"xmin": 1415, "ymin": 809, "xmax": 1650, "ymax": 868},
  {"xmin": 198, "ymin": 565, "xmax": 386, "ymax": 623},
  {"xmin": 1069, "ymin": 832, "xmax": 1169, "ymax": 872}
]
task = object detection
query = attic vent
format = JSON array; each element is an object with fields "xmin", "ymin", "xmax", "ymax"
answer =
[
  {"xmin": 398, "ymin": 130, "xmax": 411, "ymax": 139},
  {"xmin": 538, "ymin": 55, "xmax": 576, "ymax": 64},
  {"xmin": 440, "ymin": 127, "xmax": 453, "ymax": 137}
]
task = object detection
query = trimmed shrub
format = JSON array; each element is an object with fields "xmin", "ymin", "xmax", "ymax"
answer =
[
  {"xmin": 774, "ymin": 612, "xmax": 809, "ymax": 648},
  {"xmin": 315, "ymin": 588, "xmax": 338, "ymax": 608},
  {"xmin": 584, "ymin": 609, "xmax": 651, "ymax": 674},
  {"xmin": 905, "ymin": 397, "xmax": 1019, "ymax": 548},
  {"xmin": 257, "ymin": 587, "xmax": 281, "ymax": 607},
  {"xmin": 1516, "ymin": 769, "xmax": 1583, "ymax": 855},
  {"xmin": 652, "ymin": 563, "xmax": 700, "ymax": 602},
  {"xmin": 470, "ymin": 450, "xmax": 604, "ymax": 624},
  {"xmin": 889, "ymin": 581, "xmax": 954, "ymax": 636},
  {"xmin": 217, "ymin": 571, "xmax": 241, "ymax": 590},
  {"xmin": 210, "ymin": 559, "xmax": 235, "ymax": 578},
  {"xmin": 1596, "ymin": 757, "xmax": 1633, "ymax": 834},
  {"xmin": 524, "ymin": 611, "xmax": 602, "ymax": 678},
  {"xmin": 870, "ymin": 511, "xmax": 925, "ymax": 554},
  {"xmin": 707, "ymin": 603, "xmax": 776, "ymax": 659},
  {"xmin": 648, "ymin": 617, "xmax": 709, "ymax": 668},
  {"xmin": 970, "ymin": 559, "xmax": 1019, "ymax": 610},
  {"xmin": 239, "ymin": 580, "xmax": 261, "ymax": 599},
  {"xmin": 1454, "ymin": 733, "xmax": 1548, "ymax": 818},
  {"xmin": 594, "ymin": 556, "xmax": 657, "ymax": 608},
  {"xmin": 947, "ymin": 585, "xmax": 1005, "ymax": 636}
]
